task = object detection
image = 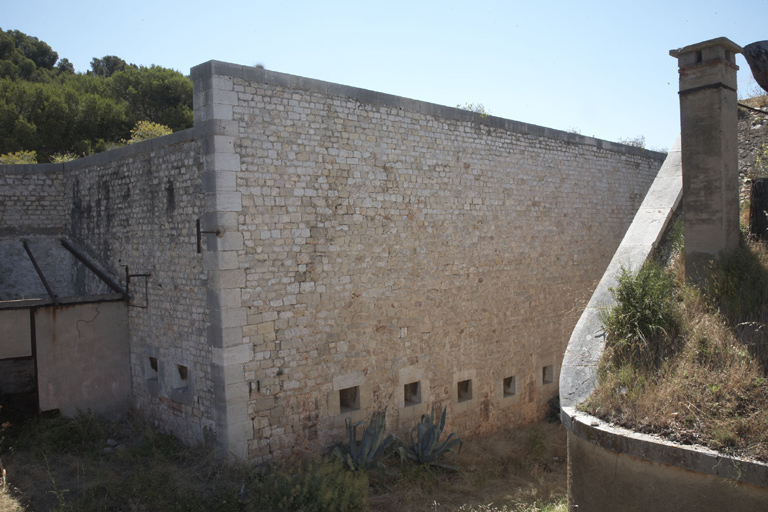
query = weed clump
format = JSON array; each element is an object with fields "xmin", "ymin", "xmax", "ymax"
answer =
[
  {"xmin": 601, "ymin": 261, "xmax": 680, "ymax": 369},
  {"xmin": 250, "ymin": 458, "xmax": 368, "ymax": 512}
]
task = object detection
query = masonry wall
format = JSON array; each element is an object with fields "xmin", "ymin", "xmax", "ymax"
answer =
[
  {"xmin": 1, "ymin": 62, "xmax": 666, "ymax": 461},
  {"xmin": 0, "ymin": 164, "xmax": 68, "ymax": 236},
  {"xmin": 64, "ymin": 133, "xmax": 213, "ymax": 445},
  {"xmin": 192, "ymin": 61, "xmax": 666, "ymax": 462},
  {"xmin": 0, "ymin": 132, "xmax": 214, "ymax": 446}
]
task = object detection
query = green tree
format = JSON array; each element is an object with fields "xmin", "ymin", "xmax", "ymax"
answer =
[
  {"xmin": 0, "ymin": 29, "xmax": 192, "ymax": 161},
  {"xmin": 89, "ymin": 55, "xmax": 129, "ymax": 78},
  {"xmin": 0, "ymin": 28, "xmax": 58, "ymax": 81},
  {"xmin": 0, "ymin": 76, "xmax": 131, "ymax": 161},
  {"xmin": 110, "ymin": 65, "xmax": 193, "ymax": 130}
]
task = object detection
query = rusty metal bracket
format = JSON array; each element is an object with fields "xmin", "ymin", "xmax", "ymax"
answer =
[
  {"xmin": 196, "ymin": 218, "xmax": 221, "ymax": 253},
  {"xmin": 124, "ymin": 266, "xmax": 151, "ymax": 308}
]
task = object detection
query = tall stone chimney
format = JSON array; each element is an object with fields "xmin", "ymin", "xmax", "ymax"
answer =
[{"xmin": 670, "ymin": 37, "xmax": 742, "ymax": 284}]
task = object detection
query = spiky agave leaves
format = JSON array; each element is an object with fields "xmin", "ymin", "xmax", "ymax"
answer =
[
  {"xmin": 332, "ymin": 408, "xmax": 398, "ymax": 480},
  {"xmin": 396, "ymin": 405, "xmax": 463, "ymax": 471}
]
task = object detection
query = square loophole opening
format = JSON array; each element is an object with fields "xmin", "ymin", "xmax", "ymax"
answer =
[
  {"xmin": 146, "ymin": 357, "xmax": 158, "ymax": 382},
  {"xmin": 339, "ymin": 386, "xmax": 360, "ymax": 414},
  {"xmin": 542, "ymin": 365, "xmax": 554, "ymax": 385},
  {"xmin": 503, "ymin": 376, "xmax": 517, "ymax": 397},
  {"xmin": 173, "ymin": 364, "xmax": 189, "ymax": 392},
  {"xmin": 457, "ymin": 379, "xmax": 472, "ymax": 403},
  {"xmin": 404, "ymin": 381, "xmax": 421, "ymax": 407}
]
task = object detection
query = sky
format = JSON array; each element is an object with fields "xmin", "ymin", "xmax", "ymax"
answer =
[{"xmin": 2, "ymin": 0, "xmax": 766, "ymax": 151}]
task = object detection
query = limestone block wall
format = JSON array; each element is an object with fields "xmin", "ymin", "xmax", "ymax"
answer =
[
  {"xmin": 192, "ymin": 61, "xmax": 666, "ymax": 462},
  {"xmin": 0, "ymin": 164, "xmax": 68, "ymax": 236}
]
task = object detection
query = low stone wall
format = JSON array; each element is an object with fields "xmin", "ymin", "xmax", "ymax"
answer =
[{"xmin": 559, "ymin": 138, "xmax": 768, "ymax": 510}]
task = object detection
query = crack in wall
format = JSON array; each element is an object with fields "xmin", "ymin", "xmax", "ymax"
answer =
[{"xmin": 75, "ymin": 305, "xmax": 101, "ymax": 340}]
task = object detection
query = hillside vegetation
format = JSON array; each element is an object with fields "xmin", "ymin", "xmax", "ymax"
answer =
[
  {"xmin": 0, "ymin": 28, "xmax": 192, "ymax": 163},
  {"xmin": 583, "ymin": 98, "xmax": 768, "ymax": 462}
]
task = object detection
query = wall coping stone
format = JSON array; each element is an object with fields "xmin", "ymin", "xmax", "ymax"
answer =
[
  {"xmin": 190, "ymin": 60, "xmax": 667, "ymax": 161},
  {"xmin": 559, "ymin": 135, "xmax": 768, "ymax": 487}
]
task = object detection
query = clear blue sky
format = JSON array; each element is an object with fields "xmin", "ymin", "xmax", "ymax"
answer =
[{"xmin": 2, "ymin": 0, "xmax": 766, "ymax": 150}]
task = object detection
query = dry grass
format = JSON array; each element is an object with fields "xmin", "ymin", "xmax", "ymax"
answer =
[
  {"xmin": 0, "ymin": 400, "xmax": 566, "ymax": 512},
  {"xmin": 741, "ymin": 94, "xmax": 768, "ymax": 111},
  {"xmin": 369, "ymin": 422, "xmax": 567, "ymax": 512},
  {"xmin": 584, "ymin": 239, "xmax": 768, "ymax": 462}
]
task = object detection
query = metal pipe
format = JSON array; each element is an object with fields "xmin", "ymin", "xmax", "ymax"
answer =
[
  {"xmin": 738, "ymin": 102, "xmax": 768, "ymax": 116},
  {"xmin": 22, "ymin": 240, "xmax": 57, "ymax": 304},
  {"xmin": 60, "ymin": 239, "xmax": 127, "ymax": 296}
]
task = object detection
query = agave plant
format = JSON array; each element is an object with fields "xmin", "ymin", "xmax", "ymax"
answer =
[
  {"xmin": 332, "ymin": 408, "xmax": 398, "ymax": 478},
  {"xmin": 396, "ymin": 405, "xmax": 463, "ymax": 470}
]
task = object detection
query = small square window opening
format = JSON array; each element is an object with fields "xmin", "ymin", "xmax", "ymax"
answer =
[
  {"xmin": 503, "ymin": 376, "xmax": 516, "ymax": 397},
  {"xmin": 146, "ymin": 357, "xmax": 158, "ymax": 382},
  {"xmin": 173, "ymin": 364, "xmax": 189, "ymax": 392},
  {"xmin": 404, "ymin": 381, "xmax": 421, "ymax": 406},
  {"xmin": 457, "ymin": 379, "xmax": 472, "ymax": 402},
  {"xmin": 339, "ymin": 386, "xmax": 360, "ymax": 414},
  {"xmin": 542, "ymin": 365, "xmax": 554, "ymax": 385}
]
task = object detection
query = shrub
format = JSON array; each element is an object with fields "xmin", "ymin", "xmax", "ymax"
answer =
[
  {"xmin": 457, "ymin": 103, "xmax": 490, "ymax": 117},
  {"xmin": 127, "ymin": 120, "xmax": 172, "ymax": 144},
  {"xmin": 617, "ymin": 135, "xmax": 646, "ymax": 149},
  {"xmin": 49, "ymin": 151, "xmax": 78, "ymax": 163},
  {"xmin": 602, "ymin": 261, "xmax": 680, "ymax": 368},
  {"xmin": 753, "ymin": 144, "xmax": 768, "ymax": 179},
  {"xmin": 0, "ymin": 150, "xmax": 36, "ymax": 164}
]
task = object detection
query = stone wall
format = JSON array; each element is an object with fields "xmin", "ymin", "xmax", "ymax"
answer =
[
  {"xmin": 0, "ymin": 164, "xmax": 67, "ymax": 236},
  {"xmin": 0, "ymin": 131, "xmax": 214, "ymax": 446},
  {"xmin": 64, "ymin": 132, "xmax": 212, "ymax": 445},
  {"xmin": 192, "ymin": 61, "xmax": 666, "ymax": 462},
  {"xmin": 1, "ymin": 61, "xmax": 666, "ymax": 460}
]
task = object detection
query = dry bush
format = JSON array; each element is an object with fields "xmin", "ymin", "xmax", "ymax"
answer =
[{"xmin": 585, "ymin": 242, "xmax": 768, "ymax": 461}]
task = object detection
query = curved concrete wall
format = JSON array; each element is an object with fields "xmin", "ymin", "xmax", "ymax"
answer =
[{"xmin": 559, "ymin": 137, "xmax": 768, "ymax": 510}]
